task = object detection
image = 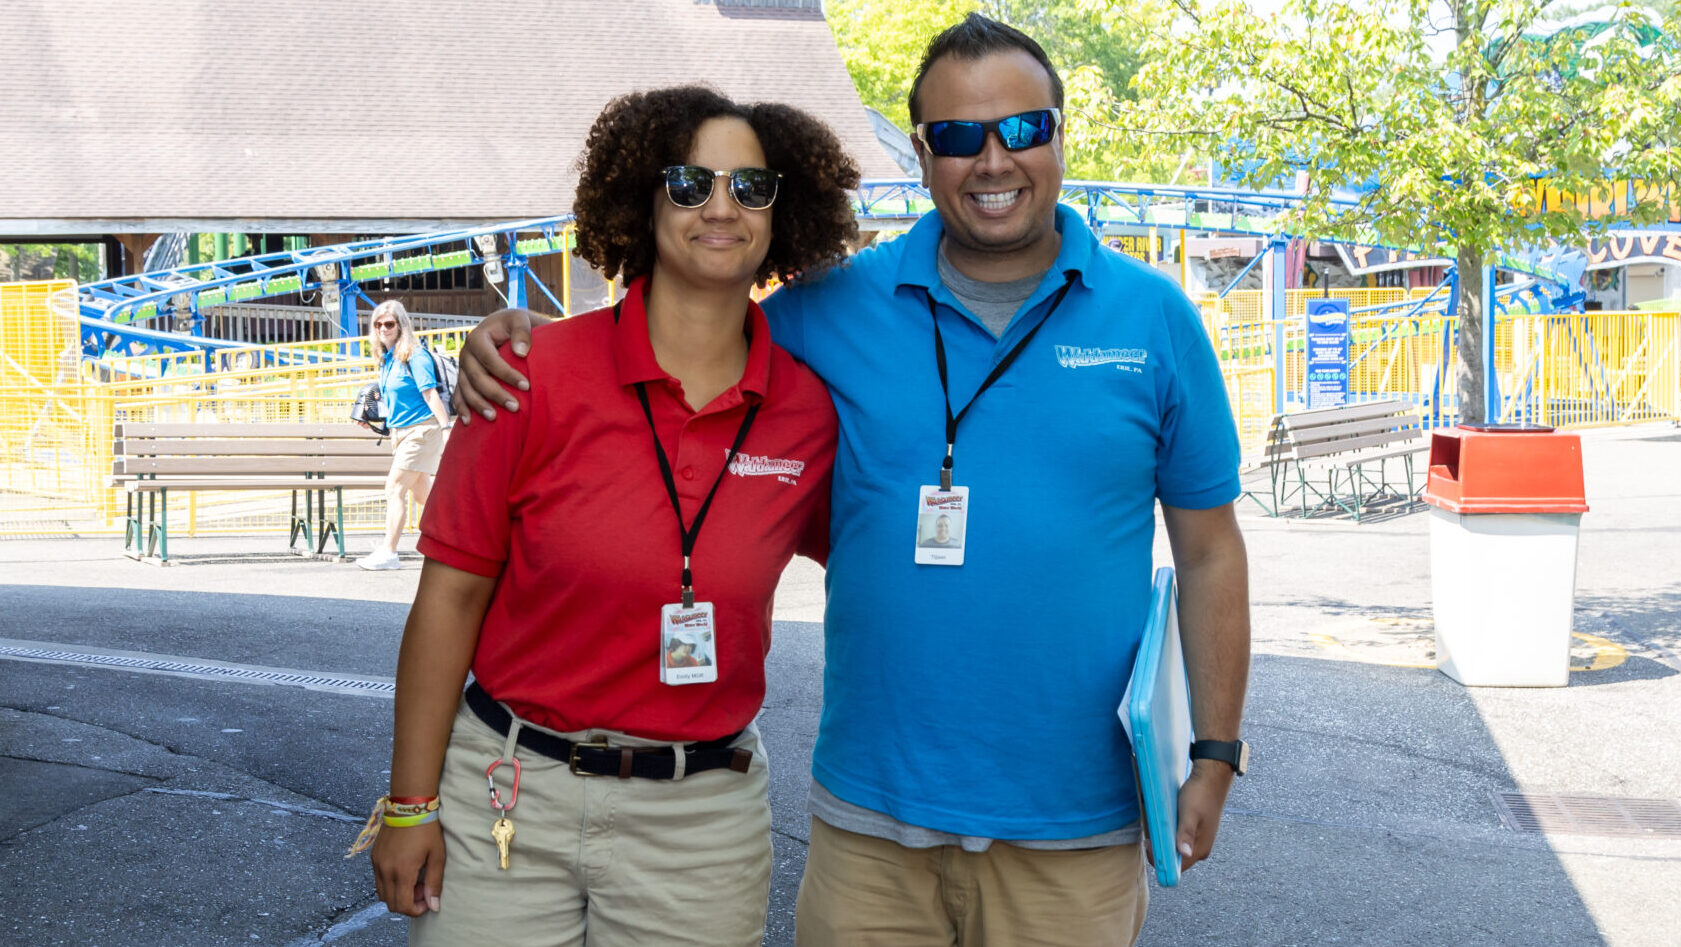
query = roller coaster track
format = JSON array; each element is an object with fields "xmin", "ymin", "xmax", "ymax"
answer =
[
  {"xmin": 76, "ymin": 217, "xmax": 575, "ymax": 360},
  {"xmin": 76, "ymin": 180, "xmax": 1676, "ymax": 361}
]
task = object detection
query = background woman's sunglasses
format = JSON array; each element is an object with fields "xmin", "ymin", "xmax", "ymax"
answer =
[
  {"xmin": 915, "ymin": 108, "xmax": 1062, "ymax": 158},
  {"xmin": 662, "ymin": 166, "xmax": 782, "ymax": 210}
]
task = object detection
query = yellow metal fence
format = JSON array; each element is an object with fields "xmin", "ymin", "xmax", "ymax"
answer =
[
  {"xmin": 2, "ymin": 279, "xmax": 1676, "ymax": 534},
  {"xmin": 1, "ymin": 279, "xmax": 467, "ymax": 536},
  {"xmin": 1204, "ymin": 291, "xmax": 1678, "ymax": 459}
]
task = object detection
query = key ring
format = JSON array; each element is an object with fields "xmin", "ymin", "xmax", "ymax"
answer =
[{"xmin": 485, "ymin": 757, "xmax": 521, "ymax": 813}]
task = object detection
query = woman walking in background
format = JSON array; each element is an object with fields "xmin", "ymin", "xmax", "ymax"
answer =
[{"xmin": 357, "ymin": 299, "xmax": 450, "ymax": 571}]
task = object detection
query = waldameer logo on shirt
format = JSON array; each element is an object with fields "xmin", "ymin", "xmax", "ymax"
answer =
[
  {"xmin": 1054, "ymin": 345, "xmax": 1149, "ymax": 373},
  {"xmin": 726, "ymin": 451, "xmax": 806, "ymax": 486}
]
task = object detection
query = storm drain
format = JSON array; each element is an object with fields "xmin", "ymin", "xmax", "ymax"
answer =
[
  {"xmin": 1493, "ymin": 791, "xmax": 1681, "ymax": 839},
  {"xmin": 0, "ymin": 641, "xmax": 395, "ymax": 697}
]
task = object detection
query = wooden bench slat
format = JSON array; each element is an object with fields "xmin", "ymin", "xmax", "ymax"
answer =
[
  {"xmin": 114, "ymin": 438, "xmax": 391, "ymax": 457},
  {"xmin": 1291, "ymin": 428, "xmax": 1424, "ymax": 461},
  {"xmin": 1264, "ymin": 424, "xmax": 1422, "ymax": 458},
  {"xmin": 116, "ymin": 457, "xmax": 392, "ymax": 476},
  {"xmin": 120, "ymin": 478, "xmax": 388, "ymax": 491},
  {"xmin": 1276, "ymin": 399, "xmax": 1416, "ymax": 426},
  {"xmin": 115, "ymin": 422, "xmax": 372, "ymax": 439}
]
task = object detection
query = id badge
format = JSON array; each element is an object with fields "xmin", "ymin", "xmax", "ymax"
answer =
[
  {"xmin": 914, "ymin": 484, "xmax": 968, "ymax": 566},
  {"xmin": 659, "ymin": 602, "xmax": 719, "ymax": 685}
]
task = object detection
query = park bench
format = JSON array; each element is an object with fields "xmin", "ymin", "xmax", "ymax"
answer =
[
  {"xmin": 1245, "ymin": 399, "xmax": 1428, "ymax": 522},
  {"xmin": 111, "ymin": 422, "xmax": 391, "ymax": 564}
]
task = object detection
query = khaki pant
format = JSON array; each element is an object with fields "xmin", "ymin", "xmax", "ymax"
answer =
[
  {"xmin": 795, "ymin": 816, "xmax": 1148, "ymax": 947},
  {"xmin": 411, "ymin": 700, "xmax": 771, "ymax": 947}
]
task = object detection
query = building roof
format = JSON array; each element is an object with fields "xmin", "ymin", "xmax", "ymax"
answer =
[{"xmin": 0, "ymin": 0, "xmax": 901, "ymax": 235}]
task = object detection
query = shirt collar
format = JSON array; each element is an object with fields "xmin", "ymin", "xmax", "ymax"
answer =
[
  {"xmin": 893, "ymin": 203, "xmax": 1098, "ymax": 301},
  {"xmin": 612, "ymin": 275, "xmax": 772, "ymax": 404}
]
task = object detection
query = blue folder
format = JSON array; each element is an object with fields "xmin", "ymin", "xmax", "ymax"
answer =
[{"xmin": 1118, "ymin": 566, "xmax": 1193, "ymax": 887}]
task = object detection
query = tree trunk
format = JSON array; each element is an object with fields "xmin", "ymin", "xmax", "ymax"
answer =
[{"xmin": 1455, "ymin": 247, "xmax": 1486, "ymax": 426}]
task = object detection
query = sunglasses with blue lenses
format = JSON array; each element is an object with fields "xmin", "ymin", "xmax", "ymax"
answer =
[
  {"xmin": 661, "ymin": 165, "xmax": 782, "ymax": 210},
  {"xmin": 915, "ymin": 108, "xmax": 1062, "ymax": 158}
]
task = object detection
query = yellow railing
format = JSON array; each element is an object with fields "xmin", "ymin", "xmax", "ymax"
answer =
[
  {"xmin": 1, "ymin": 280, "xmax": 469, "ymax": 536},
  {"xmin": 1505, "ymin": 312, "xmax": 1680, "ymax": 427},
  {"xmin": 2, "ymin": 276, "xmax": 1676, "ymax": 535},
  {"xmin": 1199, "ymin": 291, "xmax": 1679, "ymax": 458}
]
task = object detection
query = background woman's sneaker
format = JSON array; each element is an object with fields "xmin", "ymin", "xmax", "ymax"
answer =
[{"xmin": 356, "ymin": 549, "xmax": 402, "ymax": 571}]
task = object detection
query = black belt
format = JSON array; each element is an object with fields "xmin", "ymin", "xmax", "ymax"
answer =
[{"xmin": 464, "ymin": 681, "xmax": 752, "ymax": 779}]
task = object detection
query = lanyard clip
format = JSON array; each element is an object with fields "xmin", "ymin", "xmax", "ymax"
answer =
[
  {"xmin": 682, "ymin": 556, "xmax": 695, "ymax": 608},
  {"xmin": 940, "ymin": 446, "xmax": 954, "ymax": 492}
]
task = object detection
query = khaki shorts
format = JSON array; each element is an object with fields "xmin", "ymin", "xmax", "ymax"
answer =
[
  {"xmin": 411, "ymin": 699, "xmax": 773, "ymax": 947},
  {"xmin": 795, "ymin": 816, "xmax": 1149, "ymax": 947},
  {"xmin": 390, "ymin": 420, "xmax": 445, "ymax": 476}
]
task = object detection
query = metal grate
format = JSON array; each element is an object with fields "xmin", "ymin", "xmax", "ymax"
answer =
[
  {"xmin": 0, "ymin": 643, "xmax": 395, "ymax": 697},
  {"xmin": 1493, "ymin": 791, "xmax": 1681, "ymax": 839}
]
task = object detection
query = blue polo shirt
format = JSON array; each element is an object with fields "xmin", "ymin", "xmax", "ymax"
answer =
[
  {"xmin": 379, "ymin": 348, "xmax": 439, "ymax": 429},
  {"xmin": 764, "ymin": 204, "xmax": 1239, "ymax": 839}
]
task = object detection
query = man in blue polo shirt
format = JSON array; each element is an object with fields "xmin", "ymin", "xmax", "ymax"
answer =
[{"xmin": 454, "ymin": 15, "xmax": 1250, "ymax": 946}]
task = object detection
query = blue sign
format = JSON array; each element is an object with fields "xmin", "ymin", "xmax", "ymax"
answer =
[{"xmin": 1305, "ymin": 299, "xmax": 1351, "ymax": 409}]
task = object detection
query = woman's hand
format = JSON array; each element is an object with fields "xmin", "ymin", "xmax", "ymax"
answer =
[
  {"xmin": 370, "ymin": 820, "xmax": 446, "ymax": 916},
  {"xmin": 455, "ymin": 308, "xmax": 548, "ymax": 422}
]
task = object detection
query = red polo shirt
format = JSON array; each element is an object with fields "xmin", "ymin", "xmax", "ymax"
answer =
[{"xmin": 417, "ymin": 279, "xmax": 835, "ymax": 741}]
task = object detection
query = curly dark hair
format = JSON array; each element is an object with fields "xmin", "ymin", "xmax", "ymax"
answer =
[{"xmin": 572, "ymin": 85, "xmax": 860, "ymax": 286}]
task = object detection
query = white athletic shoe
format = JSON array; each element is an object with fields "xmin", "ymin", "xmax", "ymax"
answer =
[{"xmin": 356, "ymin": 549, "xmax": 402, "ymax": 571}]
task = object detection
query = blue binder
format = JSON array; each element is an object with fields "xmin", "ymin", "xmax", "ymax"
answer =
[{"xmin": 1119, "ymin": 567, "xmax": 1193, "ymax": 887}]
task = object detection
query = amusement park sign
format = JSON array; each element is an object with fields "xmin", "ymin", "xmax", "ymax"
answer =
[{"xmin": 1586, "ymin": 232, "xmax": 1681, "ymax": 269}]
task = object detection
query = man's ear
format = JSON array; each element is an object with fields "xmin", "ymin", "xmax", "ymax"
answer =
[{"xmin": 912, "ymin": 137, "xmax": 932, "ymax": 189}]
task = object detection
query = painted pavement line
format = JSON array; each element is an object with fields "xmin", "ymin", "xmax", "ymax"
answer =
[
  {"xmin": 283, "ymin": 901, "xmax": 393, "ymax": 946},
  {"xmin": 0, "ymin": 637, "xmax": 394, "ymax": 697}
]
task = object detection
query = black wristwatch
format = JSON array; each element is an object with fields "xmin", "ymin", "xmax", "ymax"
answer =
[{"xmin": 1190, "ymin": 739, "xmax": 1249, "ymax": 776}]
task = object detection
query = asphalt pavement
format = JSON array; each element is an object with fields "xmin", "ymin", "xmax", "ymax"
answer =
[{"xmin": 2, "ymin": 422, "xmax": 1678, "ymax": 946}]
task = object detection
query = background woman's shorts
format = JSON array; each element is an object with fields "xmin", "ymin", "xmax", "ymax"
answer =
[{"xmin": 390, "ymin": 420, "xmax": 446, "ymax": 475}]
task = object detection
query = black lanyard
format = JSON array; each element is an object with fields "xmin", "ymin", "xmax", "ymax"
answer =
[
  {"xmin": 635, "ymin": 383, "xmax": 760, "ymax": 609},
  {"xmin": 929, "ymin": 271, "xmax": 1076, "ymax": 489}
]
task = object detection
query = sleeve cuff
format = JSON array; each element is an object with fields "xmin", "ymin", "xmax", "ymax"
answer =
[
  {"xmin": 416, "ymin": 535, "xmax": 504, "ymax": 577},
  {"xmin": 1158, "ymin": 477, "xmax": 1241, "ymax": 511}
]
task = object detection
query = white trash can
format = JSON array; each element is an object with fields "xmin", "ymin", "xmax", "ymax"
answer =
[{"xmin": 1422, "ymin": 425, "xmax": 1589, "ymax": 687}]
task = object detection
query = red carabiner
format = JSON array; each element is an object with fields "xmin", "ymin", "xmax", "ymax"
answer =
[{"xmin": 485, "ymin": 757, "xmax": 521, "ymax": 813}]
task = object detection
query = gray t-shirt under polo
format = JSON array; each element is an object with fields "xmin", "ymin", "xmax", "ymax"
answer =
[
  {"xmin": 806, "ymin": 242, "xmax": 1143, "ymax": 854},
  {"xmin": 935, "ymin": 243, "xmax": 1039, "ymax": 338}
]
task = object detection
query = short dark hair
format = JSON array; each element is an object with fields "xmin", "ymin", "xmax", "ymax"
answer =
[
  {"xmin": 572, "ymin": 85, "xmax": 859, "ymax": 286},
  {"xmin": 907, "ymin": 13, "xmax": 1064, "ymax": 127}
]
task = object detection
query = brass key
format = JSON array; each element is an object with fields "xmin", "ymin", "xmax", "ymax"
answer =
[{"xmin": 491, "ymin": 816, "xmax": 515, "ymax": 870}]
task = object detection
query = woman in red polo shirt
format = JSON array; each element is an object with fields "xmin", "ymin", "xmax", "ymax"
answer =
[{"xmin": 360, "ymin": 86, "xmax": 858, "ymax": 945}]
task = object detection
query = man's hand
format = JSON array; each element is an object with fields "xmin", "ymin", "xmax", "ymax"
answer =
[
  {"xmin": 455, "ymin": 307, "xmax": 548, "ymax": 422},
  {"xmin": 1174, "ymin": 759, "xmax": 1236, "ymax": 871},
  {"xmin": 370, "ymin": 820, "xmax": 445, "ymax": 916}
]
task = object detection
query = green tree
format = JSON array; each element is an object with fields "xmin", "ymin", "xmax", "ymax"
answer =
[
  {"xmin": 825, "ymin": 0, "xmax": 1180, "ymax": 180},
  {"xmin": 1110, "ymin": 0, "xmax": 1680, "ymax": 422}
]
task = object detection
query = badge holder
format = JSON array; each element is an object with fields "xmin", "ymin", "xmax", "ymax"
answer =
[{"xmin": 660, "ymin": 596, "xmax": 719, "ymax": 686}]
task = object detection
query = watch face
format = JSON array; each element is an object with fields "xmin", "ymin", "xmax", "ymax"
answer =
[{"xmin": 1236, "ymin": 740, "xmax": 1250, "ymax": 775}]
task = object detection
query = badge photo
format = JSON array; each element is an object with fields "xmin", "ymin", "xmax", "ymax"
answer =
[
  {"xmin": 660, "ymin": 602, "xmax": 719, "ymax": 685},
  {"xmin": 914, "ymin": 484, "xmax": 968, "ymax": 566}
]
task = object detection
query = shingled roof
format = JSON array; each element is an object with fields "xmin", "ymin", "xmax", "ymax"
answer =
[{"xmin": 1, "ymin": 0, "xmax": 902, "ymax": 235}]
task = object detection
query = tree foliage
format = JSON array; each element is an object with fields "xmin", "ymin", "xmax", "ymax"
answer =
[
  {"xmin": 2, "ymin": 243, "xmax": 103, "ymax": 283},
  {"xmin": 824, "ymin": 0, "xmax": 1182, "ymax": 180},
  {"xmin": 1104, "ymin": 0, "xmax": 1681, "ymax": 421}
]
